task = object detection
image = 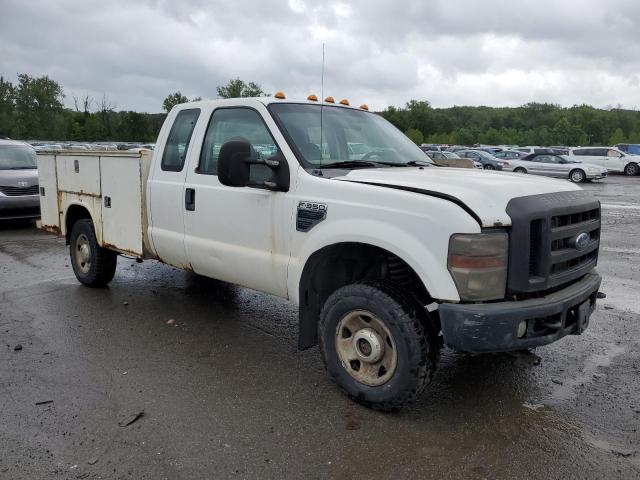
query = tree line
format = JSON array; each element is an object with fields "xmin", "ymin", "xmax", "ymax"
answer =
[
  {"xmin": 1, "ymin": 73, "xmax": 639, "ymax": 146},
  {"xmin": 0, "ymin": 75, "xmax": 267, "ymax": 142},
  {"xmin": 382, "ymin": 100, "xmax": 640, "ymax": 147}
]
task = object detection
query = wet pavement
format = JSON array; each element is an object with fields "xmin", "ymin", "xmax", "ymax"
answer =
[{"xmin": 1, "ymin": 175, "xmax": 639, "ymax": 479}]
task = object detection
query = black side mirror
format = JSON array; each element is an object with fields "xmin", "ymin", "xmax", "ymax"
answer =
[
  {"xmin": 218, "ymin": 140, "xmax": 252, "ymax": 187},
  {"xmin": 218, "ymin": 140, "xmax": 290, "ymax": 191}
]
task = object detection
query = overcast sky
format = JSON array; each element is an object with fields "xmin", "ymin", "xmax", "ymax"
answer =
[{"xmin": 1, "ymin": 0, "xmax": 639, "ymax": 113}]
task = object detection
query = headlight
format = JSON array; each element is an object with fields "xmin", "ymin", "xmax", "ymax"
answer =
[{"xmin": 447, "ymin": 232, "xmax": 508, "ymax": 301}]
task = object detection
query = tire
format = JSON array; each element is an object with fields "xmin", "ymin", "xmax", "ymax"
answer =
[
  {"xmin": 69, "ymin": 218, "xmax": 117, "ymax": 287},
  {"xmin": 569, "ymin": 169, "xmax": 586, "ymax": 183},
  {"xmin": 624, "ymin": 162, "xmax": 639, "ymax": 176},
  {"xmin": 483, "ymin": 164, "xmax": 495, "ymax": 170},
  {"xmin": 514, "ymin": 167, "xmax": 527, "ymax": 174},
  {"xmin": 318, "ymin": 282, "xmax": 439, "ymax": 411}
]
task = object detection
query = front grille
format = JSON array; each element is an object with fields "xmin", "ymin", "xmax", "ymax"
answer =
[
  {"xmin": 507, "ymin": 191, "xmax": 601, "ymax": 294},
  {"xmin": 0, "ymin": 184, "xmax": 39, "ymax": 196}
]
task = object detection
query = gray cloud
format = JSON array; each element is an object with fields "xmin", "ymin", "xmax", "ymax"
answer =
[{"xmin": 1, "ymin": 0, "xmax": 639, "ymax": 112}]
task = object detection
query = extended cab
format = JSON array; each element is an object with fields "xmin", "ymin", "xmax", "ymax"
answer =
[{"xmin": 37, "ymin": 96, "xmax": 603, "ymax": 410}]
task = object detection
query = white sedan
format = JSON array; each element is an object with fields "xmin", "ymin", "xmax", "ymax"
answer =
[{"xmin": 501, "ymin": 153, "xmax": 607, "ymax": 183}]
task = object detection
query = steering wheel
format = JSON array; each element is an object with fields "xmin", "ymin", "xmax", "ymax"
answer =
[{"xmin": 361, "ymin": 151, "xmax": 383, "ymax": 160}]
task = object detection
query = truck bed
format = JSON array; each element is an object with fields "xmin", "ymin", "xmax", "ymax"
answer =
[{"xmin": 37, "ymin": 150, "xmax": 153, "ymax": 258}]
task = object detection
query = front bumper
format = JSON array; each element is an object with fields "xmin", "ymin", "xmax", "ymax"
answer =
[
  {"xmin": 0, "ymin": 195, "xmax": 41, "ymax": 219},
  {"xmin": 586, "ymin": 171, "xmax": 607, "ymax": 180},
  {"xmin": 438, "ymin": 272, "xmax": 602, "ymax": 353}
]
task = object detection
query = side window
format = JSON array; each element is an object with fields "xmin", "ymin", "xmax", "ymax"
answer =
[
  {"xmin": 161, "ymin": 109, "xmax": 200, "ymax": 172},
  {"xmin": 573, "ymin": 149, "xmax": 587, "ymax": 156},
  {"xmin": 593, "ymin": 148, "xmax": 609, "ymax": 156},
  {"xmin": 199, "ymin": 108, "xmax": 277, "ymax": 183},
  {"xmin": 607, "ymin": 149, "xmax": 622, "ymax": 157}
]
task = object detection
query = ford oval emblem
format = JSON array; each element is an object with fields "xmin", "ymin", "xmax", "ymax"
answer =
[{"xmin": 574, "ymin": 232, "xmax": 590, "ymax": 250}]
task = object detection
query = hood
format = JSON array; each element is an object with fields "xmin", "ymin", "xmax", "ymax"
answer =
[
  {"xmin": 335, "ymin": 167, "xmax": 581, "ymax": 227},
  {"xmin": 0, "ymin": 168, "xmax": 39, "ymax": 186}
]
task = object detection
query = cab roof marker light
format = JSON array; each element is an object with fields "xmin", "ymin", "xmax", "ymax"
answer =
[
  {"xmin": 307, "ymin": 94, "xmax": 318, "ymax": 101},
  {"xmin": 274, "ymin": 91, "xmax": 286, "ymax": 99},
  {"xmin": 360, "ymin": 104, "xmax": 369, "ymax": 110},
  {"xmin": 324, "ymin": 96, "xmax": 335, "ymax": 103},
  {"xmin": 339, "ymin": 99, "xmax": 350, "ymax": 106}
]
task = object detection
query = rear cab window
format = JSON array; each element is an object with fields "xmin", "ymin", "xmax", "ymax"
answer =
[{"xmin": 161, "ymin": 109, "xmax": 201, "ymax": 172}]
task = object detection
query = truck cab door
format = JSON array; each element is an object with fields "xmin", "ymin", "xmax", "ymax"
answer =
[
  {"xmin": 147, "ymin": 108, "xmax": 201, "ymax": 268},
  {"xmin": 182, "ymin": 106, "xmax": 291, "ymax": 298}
]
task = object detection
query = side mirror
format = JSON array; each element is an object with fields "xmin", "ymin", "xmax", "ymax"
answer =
[{"xmin": 218, "ymin": 140, "xmax": 290, "ymax": 191}]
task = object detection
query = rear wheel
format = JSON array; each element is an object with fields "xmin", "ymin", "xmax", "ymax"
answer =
[
  {"xmin": 624, "ymin": 162, "xmax": 639, "ymax": 176},
  {"xmin": 569, "ymin": 169, "xmax": 586, "ymax": 183},
  {"xmin": 319, "ymin": 282, "xmax": 439, "ymax": 411},
  {"xmin": 483, "ymin": 164, "xmax": 495, "ymax": 170},
  {"xmin": 514, "ymin": 167, "xmax": 527, "ymax": 174},
  {"xmin": 69, "ymin": 218, "xmax": 117, "ymax": 287}
]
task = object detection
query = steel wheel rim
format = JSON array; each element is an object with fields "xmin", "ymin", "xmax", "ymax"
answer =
[
  {"xmin": 75, "ymin": 233, "xmax": 92, "ymax": 274},
  {"xmin": 335, "ymin": 309, "xmax": 397, "ymax": 386}
]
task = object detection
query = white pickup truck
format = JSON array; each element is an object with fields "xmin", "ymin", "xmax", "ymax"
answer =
[{"xmin": 37, "ymin": 96, "xmax": 602, "ymax": 410}]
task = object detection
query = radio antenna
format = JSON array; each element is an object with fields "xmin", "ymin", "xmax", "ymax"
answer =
[{"xmin": 319, "ymin": 42, "xmax": 325, "ymax": 173}]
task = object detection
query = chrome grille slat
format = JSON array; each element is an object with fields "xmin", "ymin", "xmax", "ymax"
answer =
[{"xmin": 0, "ymin": 184, "xmax": 40, "ymax": 196}]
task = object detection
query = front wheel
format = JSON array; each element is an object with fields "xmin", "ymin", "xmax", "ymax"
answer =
[
  {"xmin": 514, "ymin": 167, "xmax": 527, "ymax": 174},
  {"xmin": 69, "ymin": 218, "xmax": 117, "ymax": 287},
  {"xmin": 569, "ymin": 169, "xmax": 586, "ymax": 183},
  {"xmin": 318, "ymin": 283, "xmax": 439, "ymax": 411},
  {"xmin": 624, "ymin": 163, "xmax": 639, "ymax": 176},
  {"xmin": 483, "ymin": 164, "xmax": 495, "ymax": 170}
]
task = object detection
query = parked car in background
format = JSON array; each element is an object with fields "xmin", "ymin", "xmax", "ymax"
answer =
[
  {"xmin": 515, "ymin": 146, "xmax": 555, "ymax": 155},
  {"xmin": 615, "ymin": 143, "xmax": 640, "ymax": 156},
  {"xmin": 423, "ymin": 150, "xmax": 482, "ymax": 169},
  {"xmin": 0, "ymin": 139, "xmax": 40, "ymax": 220},
  {"xmin": 502, "ymin": 153, "xmax": 607, "ymax": 183},
  {"xmin": 456, "ymin": 149, "xmax": 504, "ymax": 170},
  {"xmin": 568, "ymin": 147, "xmax": 640, "ymax": 175},
  {"xmin": 419, "ymin": 144, "xmax": 442, "ymax": 151},
  {"xmin": 494, "ymin": 150, "xmax": 528, "ymax": 160},
  {"xmin": 549, "ymin": 146, "xmax": 570, "ymax": 155}
]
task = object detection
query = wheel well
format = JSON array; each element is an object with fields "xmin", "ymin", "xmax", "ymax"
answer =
[
  {"xmin": 297, "ymin": 242, "xmax": 431, "ymax": 349},
  {"xmin": 64, "ymin": 204, "xmax": 92, "ymax": 245}
]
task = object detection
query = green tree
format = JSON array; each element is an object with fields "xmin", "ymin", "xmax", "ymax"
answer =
[
  {"xmin": 608, "ymin": 127, "xmax": 626, "ymax": 145},
  {"xmin": 14, "ymin": 74, "xmax": 64, "ymax": 139},
  {"xmin": 216, "ymin": 78, "xmax": 268, "ymax": 98},
  {"xmin": 405, "ymin": 128, "xmax": 424, "ymax": 145},
  {"xmin": 0, "ymin": 76, "xmax": 16, "ymax": 137},
  {"xmin": 162, "ymin": 91, "xmax": 189, "ymax": 112}
]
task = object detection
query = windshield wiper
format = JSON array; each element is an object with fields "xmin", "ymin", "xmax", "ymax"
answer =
[
  {"xmin": 406, "ymin": 160, "xmax": 434, "ymax": 167},
  {"xmin": 5, "ymin": 166, "xmax": 37, "ymax": 170},
  {"xmin": 318, "ymin": 160, "xmax": 386, "ymax": 169}
]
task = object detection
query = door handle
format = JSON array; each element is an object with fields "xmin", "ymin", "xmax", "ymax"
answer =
[{"xmin": 185, "ymin": 188, "xmax": 195, "ymax": 211}]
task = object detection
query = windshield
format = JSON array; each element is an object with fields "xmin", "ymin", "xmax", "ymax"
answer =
[
  {"xmin": 442, "ymin": 152, "xmax": 461, "ymax": 159},
  {"xmin": 0, "ymin": 145, "xmax": 37, "ymax": 170},
  {"xmin": 269, "ymin": 103, "xmax": 433, "ymax": 168}
]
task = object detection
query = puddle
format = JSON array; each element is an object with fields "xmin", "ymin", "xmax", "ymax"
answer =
[{"xmin": 549, "ymin": 344, "xmax": 626, "ymax": 402}]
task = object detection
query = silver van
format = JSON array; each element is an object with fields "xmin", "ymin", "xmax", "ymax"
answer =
[
  {"xmin": 568, "ymin": 147, "xmax": 640, "ymax": 175},
  {"xmin": 0, "ymin": 140, "xmax": 40, "ymax": 220}
]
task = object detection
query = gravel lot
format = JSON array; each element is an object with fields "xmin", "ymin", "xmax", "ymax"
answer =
[{"xmin": 1, "ymin": 175, "xmax": 639, "ymax": 479}]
